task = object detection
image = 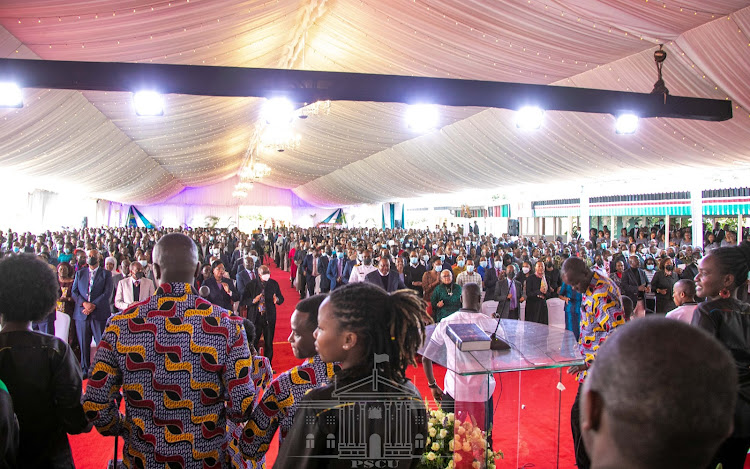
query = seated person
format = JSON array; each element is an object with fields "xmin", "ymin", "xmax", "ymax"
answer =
[
  {"xmin": 241, "ymin": 295, "xmax": 340, "ymax": 467},
  {"xmin": 580, "ymin": 316, "xmax": 736, "ymax": 469},
  {"xmin": 0, "ymin": 254, "xmax": 90, "ymax": 468},
  {"xmin": 274, "ymin": 282, "xmax": 429, "ymax": 468},
  {"xmin": 665, "ymin": 279, "xmax": 699, "ymax": 324}
]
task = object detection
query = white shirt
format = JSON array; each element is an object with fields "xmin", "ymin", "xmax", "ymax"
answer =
[
  {"xmin": 429, "ymin": 309, "xmax": 497, "ymax": 402},
  {"xmin": 348, "ymin": 264, "xmax": 377, "ymax": 283},
  {"xmin": 665, "ymin": 303, "xmax": 698, "ymax": 324}
]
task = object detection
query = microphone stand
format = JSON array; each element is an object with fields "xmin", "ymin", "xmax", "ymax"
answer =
[{"xmin": 489, "ymin": 316, "xmax": 510, "ymax": 351}]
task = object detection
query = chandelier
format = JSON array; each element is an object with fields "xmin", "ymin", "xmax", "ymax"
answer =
[
  {"xmin": 297, "ymin": 100, "xmax": 331, "ymax": 119},
  {"xmin": 261, "ymin": 127, "xmax": 301, "ymax": 154},
  {"xmin": 232, "ymin": 189, "xmax": 248, "ymax": 198},
  {"xmin": 241, "ymin": 162, "xmax": 271, "ymax": 180}
]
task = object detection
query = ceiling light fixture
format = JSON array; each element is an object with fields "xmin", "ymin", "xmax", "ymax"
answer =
[
  {"xmin": 297, "ymin": 100, "xmax": 331, "ymax": 119},
  {"xmin": 405, "ymin": 104, "xmax": 439, "ymax": 132},
  {"xmin": 615, "ymin": 113, "xmax": 639, "ymax": 134},
  {"xmin": 0, "ymin": 82, "xmax": 23, "ymax": 108},
  {"xmin": 133, "ymin": 91, "xmax": 164, "ymax": 116},
  {"xmin": 263, "ymin": 97, "xmax": 295, "ymax": 127},
  {"xmin": 515, "ymin": 106, "xmax": 544, "ymax": 130}
]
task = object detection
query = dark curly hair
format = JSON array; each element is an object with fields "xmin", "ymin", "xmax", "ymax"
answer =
[
  {"xmin": 326, "ymin": 282, "xmax": 429, "ymax": 383},
  {"xmin": 0, "ymin": 254, "xmax": 59, "ymax": 322}
]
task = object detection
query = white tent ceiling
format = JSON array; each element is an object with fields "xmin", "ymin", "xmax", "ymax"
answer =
[{"xmin": 1, "ymin": 0, "xmax": 749, "ymax": 207}]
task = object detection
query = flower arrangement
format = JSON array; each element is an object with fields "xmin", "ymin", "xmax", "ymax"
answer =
[{"xmin": 417, "ymin": 408, "xmax": 501, "ymax": 469}]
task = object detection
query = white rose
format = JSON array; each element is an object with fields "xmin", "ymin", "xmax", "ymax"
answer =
[
  {"xmin": 429, "ymin": 427, "xmax": 437, "ymax": 438},
  {"xmin": 426, "ymin": 452, "xmax": 436, "ymax": 461},
  {"xmin": 431, "ymin": 442, "xmax": 440, "ymax": 452},
  {"xmin": 439, "ymin": 429, "xmax": 448, "ymax": 439}
]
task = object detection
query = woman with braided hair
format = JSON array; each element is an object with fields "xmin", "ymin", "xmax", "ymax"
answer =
[
  {"xmin": 274, "ymin": 282, "xmax": 429, "ymax": 468},
  {"xmin": 693, "ymin": 241, "xmax": 750, "ymax": 468}
]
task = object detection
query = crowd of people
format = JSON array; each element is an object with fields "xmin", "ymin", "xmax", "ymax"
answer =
[{"xmin": 0, "ymin": 220, "xmax": 749, "ymax": 468}]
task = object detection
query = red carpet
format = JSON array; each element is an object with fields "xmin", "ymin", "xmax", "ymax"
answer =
[{"xmin": 70, "ymin": 259, "xmax": 749, "ymax": 468}]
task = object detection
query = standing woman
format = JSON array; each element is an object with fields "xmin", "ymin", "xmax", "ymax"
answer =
[
  {"xmin": 431, "ymin": 269, "xmax": 461, "ymax": 323},
  {"xmin": 525, "ymin": 261, "xmax": 549, "ymax": 324},
  {"xmin": 693, "ymin": 241, "xmax": 750, "ymax": 469},
  {"xmin": 274, "ymin": 282, "xmax": 428, "ymax": 468},
  {"xmin": 0, "ymin": 254, "xmax": 90, "ymax": 468},
  {"xmin": 202, "ymin": 260, "xmax": 239, "ymax": 311},
  {"xmin": 651, "ymin": 257, "xmax": 679, "ymax": 313}
]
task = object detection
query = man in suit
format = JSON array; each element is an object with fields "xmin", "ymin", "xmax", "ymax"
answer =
[
  {"xmin": 71, "ymin": 249, "xmax": 113, "ymax": 377},
  {"xmin": 365, "ymin": 257, "xmax": 406, "ymax": 293},
  {"xmin": 483, "ymin": 256, "xmax": 502, "ymax": 302},
  {"xmin": 236, "ymin": 255, "xmax": 257, "ymax": 307},
  {"xmin": 620, "ymin": 255, "xmax": 649, "ymax": 318},
  {"xmin": 114, "ymin": 261, "xmax": 156, "ymax": 312},
  {"xmin": 318, "ymin": 247, "xmax": 331, "ymax": 293},
  {"xmin": 301, "ymin": 246, "xmax": 319, "ymax": 298},
  {"xmin": 243, "ymin": 264, "xmax": 284, "ymax": 363},
  {"xmin": 326, "ymin": 246, "xmax": 349, "ymax": 291},
  {"xmin": 495, "ymin": 264, "xmax": 524, "ymax": 320}
]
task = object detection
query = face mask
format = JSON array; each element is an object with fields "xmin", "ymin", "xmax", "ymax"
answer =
[
  {"xmin": 422, "ymin": 254, "xmax": 430, "ymax": 262},
  {"xmin": 410, "ymin": 257, "xmax": 418, "ymax": 265},
  {"xmin": 251, "ymin": 255, "xmax": 258, "ymax": 263},
  {"xmin": 64, "ymin": 248, "xmax": 71, "ymax": 254},
  {"xmin": 665, "ymin": 265, "xmax": 674, "ymax": 271},
  {"xmin": 596, "ymin": 260, "xmax": 603, "ymax": 266},
  {"xmin": 480, "ymin": 261, "xmax": 487, "ymax": 268},
  {"xmin": 466, "ymin": 265, "xmax": 474, "ymax": 273},
  {"xmin": 646, "ymin": 264, "xmax": 655, "ymax": 271},
  {"xmin": 432, "ymin": 244, "xmax": 438, "ymax": 249},
  {"xmin": 139, "ymin": 260, "xmax": 148, "ymax": 267},
  {"xmin": 12, "ymin": 247, "xmax": 19, "ymax": 253},
  {"xmin": 212, "ymin": 249, "xmax": 220, "ymax": 256},
  {"xmin": 337, "ymin": 252, "xmax": 345, "ymax": 259},
  {"xmin": 439, "ymin": 255, "xmax": 445, "ymax": 262},
  {"xmin": 457, "ymin": 260, "xmax": 465, "ymax": 268},
  {"xmin": 507, "ymin": 271, "xmax": 516, "ymax": 279},
  {"xmin": 57, "ymin": 244, "xmax": 63, "ymax": 250},
  {"xmin": 381, "ymin": 244, "xmax": 388, "ymax": 249},
  {"xmin": 88, "ymin": 257, "xmax": 99, "ymax": 267},
  {"xmin": 453, "ymin": 249, "xmax": 459, "ymax": 255},
  {"xmin": 546, "ymin": 262, "xmax": 553, "ymax": 269},
  {"xmin": 522, "ymin": 267, "xmax": 530, "ymax": 274},
  {"xmin": 134, "ymin": 271, "xmax": 145, "ymax": 280},
  {"xmin": 260, "ymin": 274, "xmax": 270, "ymax": 282},
  {"xmin": 434, "ymin": 265, "xmax": 443, "ymax": 272},
  {"xmin": 363, "ymin": 258, "xmax": 372, "ymax": 266}
]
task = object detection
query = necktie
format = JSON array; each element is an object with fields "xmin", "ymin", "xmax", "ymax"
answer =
[
  {"xmin": 510, "ymin": 280, "xmax": 517, "ymax": 309},
  {"xmin": 541, "ymin": 275, "xmax": 548, "ymax": 294},
  {"xmin": 312, "ymin": 257, "xmax": 318, "ymax": 276}
]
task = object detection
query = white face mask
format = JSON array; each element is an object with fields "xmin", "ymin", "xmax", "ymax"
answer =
[
  {"xmin": 139, "ymin": 260, "xmax": 148, "ymax": 267},
  {"xmin": 260, "ymin": 274, "xmax": 270, "ymax": 282},
  {"xmin": 522, "ymin": 267, "xmax": 531, "ymax": 274}
]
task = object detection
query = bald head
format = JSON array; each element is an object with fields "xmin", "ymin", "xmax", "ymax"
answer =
[
  {"xmin": 152, "ymin": 233, "xmax": 201, "ymax": 285},
  {"xmin": 582, "ymin": 317, "xmax": 736, "ymax": 469},
  {"xmin": 461, "ymin": 282, "xmax": 481, "ymax": 310}
]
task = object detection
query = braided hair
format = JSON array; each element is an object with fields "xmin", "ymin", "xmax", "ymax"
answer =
[
  {"xmin": 708, "ymin": 241, "xmax": 750, "ymax": 289},
  {"xmin": 327, "ymin": 282, "xmax": 428, "ymax": 383}
]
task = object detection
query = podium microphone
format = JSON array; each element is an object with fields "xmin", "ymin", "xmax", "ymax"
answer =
[{"xmin": 489, "ymin": 316, "xmax": 510, "ymax": 351}]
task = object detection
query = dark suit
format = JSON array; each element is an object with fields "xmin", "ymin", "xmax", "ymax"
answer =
[
  {"xmin": 405, "ymin": 264, "xmax": 426, "ymax": 297},
  {"xmin": 326, "ymin": 256, "xmax": 349, "ymax": 290},
  {"xmin": 318, "ymin": 255, "xmax": 331, "ymax": 293},
  {"xmin": 621, "ymin": 268, "xmax": 648, "ymax": 306},
  {"xmin": 71, "ymin": 267, "xmax": 113, "ymax": 374},
  {"xmin": 495, "ymin": 278, "xmax": 522, "ymax": 319},
  {"xmin": 243, "ymin": 277, "xmax": 284, "ymax": 362},
  {"xmin": 236, "ymin": 268, "xmax": 256, "ymax": 304},
  {"xmin": 342, "ymin": 259, "xmax": 355, "ymax": 285},
  {"xmin": 484, "ymin": 267, "xmax": 502, "ymax": 301},
  {"xmin": 364, "ymin": 270, "xmax": 406, "ymax": 293},
  {"xmin": 202, "ymin": 276, "xmax": 239, "ymax": 311},
  {"xmin": 524, "ymin": 275, "xmax": 548, "ymax": 324},
  {"xmin": 302, "ymin": 253, "xmax": 318, "ymax": 297}
]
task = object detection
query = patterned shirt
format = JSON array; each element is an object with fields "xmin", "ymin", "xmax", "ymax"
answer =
[
  {"xmin": 578, "ymin": 270, "xmax": 626, "ymax": 382},
  {"xmin": 456, "ymin": 270, "xmax": 483, "ymax": 289},
  {"xmin": 83, "ymin": 282, "xmax": 256, "ymax": 469},
  {"xmin": 227, "ymin": 356, "xmax": 273, "ymax": 469},
  {"xmin": 240, "ymin": 355, "xmax": 340, "ymax": 464}
]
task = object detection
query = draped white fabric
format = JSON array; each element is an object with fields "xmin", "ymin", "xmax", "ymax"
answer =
[{"xmin": 0, "ymin": 1, "xmax": 749, "ymax": 208}]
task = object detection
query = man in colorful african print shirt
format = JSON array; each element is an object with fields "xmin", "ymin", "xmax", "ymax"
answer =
[
  {"xmin": 240, "ymin": 295, "xmax": 340, "ymax": 466},
  {"xmin": 562, "ymin": 257, "xmax": 626, "ymax": 469},
  {"xmin": 83, "ymin": 234, "xmax": 256, "ymax": 469}
]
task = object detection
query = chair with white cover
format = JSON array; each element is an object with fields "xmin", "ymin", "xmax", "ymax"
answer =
[{"xmin": 54, "ymin": 311, "xmax": 71, "ymax": 343}]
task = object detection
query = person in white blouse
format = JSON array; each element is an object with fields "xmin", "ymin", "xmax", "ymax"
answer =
[{"xmin": 114, "ymin": 261, "xmax": 156, "ymax": 312}]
